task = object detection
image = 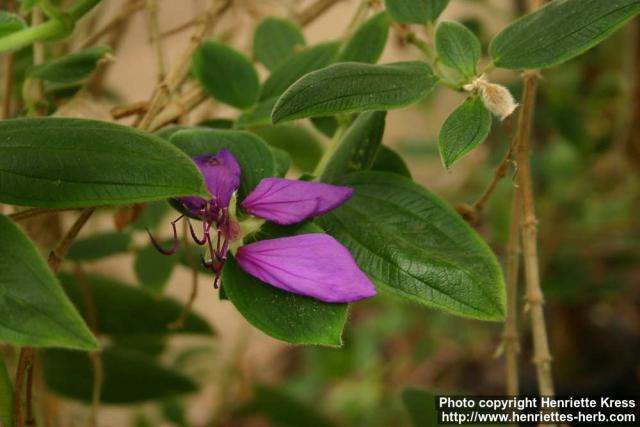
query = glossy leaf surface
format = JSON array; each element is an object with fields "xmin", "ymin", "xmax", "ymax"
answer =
[
  {"xmin": 0, "ymin": 118, "xmax": 207, "ymax": 208},
  {"xmin": 0, "ymin": 215, "xmax": 97, "ymax": 349},
  {"xmin": 272, "ymin": 61, "xmax": 438, "ymax": 123},
  {"xmin": 318, "ymin": 172, "xmax": 505, "ymax": 320}
]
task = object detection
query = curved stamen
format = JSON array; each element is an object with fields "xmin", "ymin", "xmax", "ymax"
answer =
[
  {"xmin": 146, "ymin": 215, "xmax": 182, "ymax": 255},
  {"xmin": 186, "ymin": 218, "xmax": 207, "ymax": 245}
]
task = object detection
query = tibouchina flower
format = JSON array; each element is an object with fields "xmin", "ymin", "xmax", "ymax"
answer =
[{"xmin": 147, "ymin": 149, "xmax": 376, "ymax": 303}]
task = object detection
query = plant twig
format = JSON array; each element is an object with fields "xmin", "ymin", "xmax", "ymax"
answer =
[
  {"xmin": 111, "ymin": 100, "xmax": 150, "ymax": 119},
  {"xmin": 169, "ymin": 221, "xmax": 199, "ymax": 330},
  {"xmin": 47, "ymin": 207, "xmax": 96, "ymax": 272},
  {"xmin": 137, "ymin": 0, "xmax": 232, "ymax": 130},
  {"xmin": 9, "ymin": 207, "xmax": 80, "ymax": 222},
  {"xmin": 25, "ymin": 357, "xmax": 35, "ymax": 426},
  {"xmin": 295, "ymin": 0, "xmax": 344, "ymax": 26},
  {"xmin": 2, "ymin": 52, "xmax": 15, "ymax": 119},
  {"xmin": 78, "ymin": 0, "xmax": 146, "ymax": 49},
  {"xmin": 74, "ymin": 265, "xmax": 102, "ymax": 427},
  {"xmin": 342, "ymin": 0, "xmax": 370, "ymax": 39},
  {"xmin": 515, "ymin": 69, "xmax": 554, "ymax": 397},
  {"xmin": 147, "ymin": 84, "xmax": 207, "ymax": 131},
  {"xmin": 473, "ymin": 151, "xmax": 513, "ymax": 213},
  {"xmin": 14, "ymin": 208, "xmax": 97, "ymax": 425},
  {"xmin": 625, "ymin": 17, "xmax": 640, "ymax": 168},
  {"xmin": 159, "ymin": 18, "xmax": 199, "ymax": 39},
  {"xmin": 504, "ymin": 0, "xmax": 554, "ymax": 400},
  {"xmin": 13, "ymin": 347, "xmax": 35, "ymax": 427},
  {"xmin": 146, "ymin": 0, "xmax": 166, "ymax": 82},
  {"xmin": 24, "ymin": 7, "xmax": 46, "ymax": 116},
  {"xmin": 503, "ymin": 190, "xmax": 521, "ymax": 396}
]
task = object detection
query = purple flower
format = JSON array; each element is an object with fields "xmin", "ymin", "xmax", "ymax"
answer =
[
  {"xmin": 241, "ymin": 178, "xmax": 352, "ymax": 225},
  {"xmin": 148, "ymin": 149, "xmax": 376, "ymax": 304}
]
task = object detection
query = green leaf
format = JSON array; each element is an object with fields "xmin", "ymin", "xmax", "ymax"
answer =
[
  {"xmin": 192, "ymin": 41, "xmax": 260, "ymax": 109},
  {"xmin": 372, "ymin": 145, "xmax": 411, "ymax": 177},
  {"xmin": 42, "ymin": 347, "xmax": 198, "ymax": 403},
  {"xmin": 272, "ymin": 61, "xmax": 438, "ymax": 123},
  {"xmin": 67, "ymin": 231, "xmax": 132, "ymax": 261},
  {"xmin": 319, "ymin": 111, "xmax": 386, "ymax": 183},
  {"xmin": 235, "ymin": 97, "xmax": 278, "ymax": 129},
  {"xmin": 253, "ymin": 17, "xmax": 306, "ymax": 70},
  {"xmin": 254, "ymin": 125, "xmax": 324, "ymax": 172},
  {"xmin": 0, "ymin": 214, "xmax": 97, "ymax": 350},
  {"xmin": 134, "ymin": 245, "xmax": 178, "ymax": 294},
  {"xmin": 384, "ymin": 0, "xmax": 449, "ymax": 24},
  {"xmin": 435, "ymin": 21, "xmax": 481, "ymax": 80},
  {"xmin": 402, "ymin": 389, "xmax": 437, "ymax": 427},
  {"xmin": 438, "ymin": 96, "xmax": 492, "ymax": 169},
  {"xmin": 317, "ymin": 172, "xmax": 506, "ymax": 320},
  {"xmin": 0, "ymin": 11, "xmax": 26, "ymax": 37},
  {"xmin": 58, "ymin": 273, "xmax": 213, "ymax": 336},
  {"xmin": 26, "ymin": 45, "xmax": 111, "ymax": 84},
  {"xmin": 0, "ymin": 118, "xmax": 207, "ymax": 208},
  {"xmin": 338, "ymin": 12, "xmax": 390, "ymax": 64},
  {"xmin": 0, "ymin": 354, "xmax": 13, "ymax": 427},
  {"xmin": 236, "ymin": 384, "xmax": 339, "ymax": 427},
  {"xmin": 270, "ymin": 146, "xmax": 292, "ymax": 177},
  {"xmin": 261, "ymin": 41, "xmax": 341, "ymax": 101},
  {"xmin": 223, "ymin": 255, "xmax": 348, "ymax": 346},
  {"xmin": 490, "ymin": 0, "xmax": 640, "ymax": 69},
  {"xmin": 170, "ymin": 128, "xmax": 275, "ymax": 200}
]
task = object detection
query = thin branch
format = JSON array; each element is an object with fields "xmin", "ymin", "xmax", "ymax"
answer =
[
  {"xmin": 88, "ymin": 353, "xmax": 103, "ymax": 427},
  {"xmin": 169, "ymin": 221, "xmax": 199, "ymax": 330},
  {"xmin": 111, "ymin": 100, "xmax": 150, "ymax": 119},
  {"xmin": 342, "ymin": 0, "xmax": 370, "ymax": 39},
  {"xmin": 47, "ymin": 207, "xmax": 96, "ymax": 272},
  {"xmin": 625, "ymin": 17, "xmax": 640, "ymax": 168},
  {"xmin": 13, "ymin": 347, "xmax": 35, "ymax": 427},
  {"xmin": 503, "ymin": 190, "xmax": 521, "ymax": 396},
  {"xmin": 473, "ymin": 150, "xmax": 513, "ymax": 213},
  {"xmin": 147, "ymin": 84, "xmax": 207, "ymax": 131},
  {"xmin": 2, "ymin": 53, "xmax": 15, "ymax": 119},
  {"xmin": 74, "ymin": 265, "xmax": 102, "ymax": 427},
  {"xmin": 295, "ymin": 0, "xmax": 344, "ymax": 26},
  {"xmin": 146, "ymin": 0, "xmax": 166, "ymax": 82},
  {"xmin": 25, "ymin": 359, "xmax": 35, "ymax": 426},
  {"xmin": 25, "ymin": 7, "xmax": 46, "ymax": 116},
  {"xmin": 78, "ymin": 0, "xmax": 146, "ymax": 49},
  {"xmin": 9, "ymin": 207, "xmax": 80, "ymax": 222},
  {"xmin": 504, "ymin": 0, "xmax": 554, "ymax": 400},
  {"xmin": 143, "ymin": 0, "xmax": 347, "ymax": 132},
  {"xmin": 1, "ymin": 0, "xmax": 15, "ymax": 118},
  {"xmin": 159, "ymin": 18, "xmax": 199, "ymax": 39},
  {"xmin": 137, "ymin": 0, "xmax": 232, "ymax": 131},
  {"xmin": 15, "ymin": 209, "xmax": 99, "ymax": 425},
  {"xmin": 515, "ymin": 70, "xmax": 554, "ymax": 397}
]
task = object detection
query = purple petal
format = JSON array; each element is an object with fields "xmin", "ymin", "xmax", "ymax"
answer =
[
  {"xmin": 236, "ymin": 234, "xmax": 376, "ymax": 303},
  {"xmin": 241, "ymin": 178, "xmax": 353, "ymax": 225},
  {"xmin": 176, "ymin": 149, "xmax": 241, "ymax": 212},
  {"xmin": 214, "ymin": 148, "xmax": 241, "ymax": 177}
]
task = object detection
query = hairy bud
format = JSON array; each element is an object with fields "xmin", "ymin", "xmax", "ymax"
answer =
[{"xmin": 464, "ymin": 74, "xmax": 518, "ymax": 121}]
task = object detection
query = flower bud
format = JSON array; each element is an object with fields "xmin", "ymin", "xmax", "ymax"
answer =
[{"xmin": 464, "ymin": 74, "xmax": 518, "ymax": 121}]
